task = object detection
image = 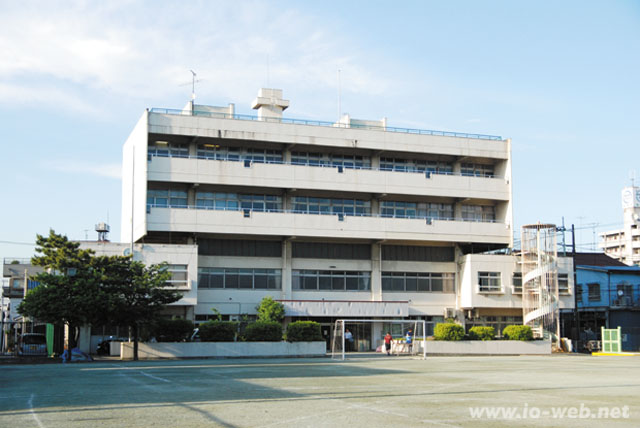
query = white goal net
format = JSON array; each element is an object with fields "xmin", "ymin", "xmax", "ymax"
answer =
[{"xmin": 331, "ymin": 319, "xmax": 426, "ymax": 360}]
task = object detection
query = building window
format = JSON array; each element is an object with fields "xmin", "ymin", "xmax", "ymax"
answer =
[
  {"xmin": 558, "ymin": 273, "xmax": 570, "ymax": 294},
  {"xmin": 382, "ymin": 245, "xmax": 455, "ymax": 262},
  {"xmin": 195, "ymin": 193, "xmax": 282, "ymax": 212},
  {"xmin": 379, "ymin": 157, "xmax": 452, "ymax": 175},
  {"xmin": 147, "ymin": 190, "xmax": 188, "ymax": 208},
  {"xmin": 587, "ymin": 283, "xmax": 600, "ymax": 302},
  {"xmin": 478, "ymin": 272, "xmax": 501, "ymax": 293},
  {"xmin": 461, "ymin": 163, "xmax": 495, "ymax": 177},
  {"xmin": 148, "ymin": 141, "xmax": 189, "ymax": 158},
  {"xmin": 614, "ymin": 283, "xmax": 634, "ymax": 306},
  {"xmin": 381, "ymin": 272, "xmax": 455, "ymax": 293},
  {"xmin": 198, "ymin": 268, "xmax": 281, "ymax": 290},
  {"xmin": 291, "ymin": 152, "xmax": 371, "ymax": 169},
  {"xmin": 380, "ymin": 201, "xmax": 453, "ymax": 220},
  {"xmin": 292, "ymin": 197, "xmax": 370, "ymax": 216},
  {"xmin": 164, "ymin": 265, "xmax": 188, "ymax": 288},
  {"xmin": 292, "ymin": 270, "xmax": 371, "ymax": 291},
  {"xmin": 512, "ymin": 272, "xmax": 522, "ymax": 294},
  {"xmin": 462, "ymin": 205, "xmax": 496, "ymax": 222},
  {"xmin": 196, "ymin": 145, "xmax": 283, "ymax": 163}
]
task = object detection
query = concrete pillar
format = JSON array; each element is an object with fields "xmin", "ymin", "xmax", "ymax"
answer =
[
  {"xmin": 282, "ymin": 240, "xmax": 292, "ymax": 300},
  {"xmin": 371, "ymin": 198, "xmax": 380, "ymax": 216},
  {"xmin": 371, "ymin": 243, "xmax": 382, "ymax": 301}
]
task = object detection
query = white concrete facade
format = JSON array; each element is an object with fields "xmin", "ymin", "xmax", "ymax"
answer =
[
  {"xmin": 117, "ymin": 88, "xmax": 564, "ymax": 344},
  {"xmin": 600, "ymin": 186, "xmax": 640, "ymax": 266}
]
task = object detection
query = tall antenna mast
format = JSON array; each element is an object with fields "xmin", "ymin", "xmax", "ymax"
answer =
[
  {"xmin": 630, "ymin": 169, "xmax": 637, "ymax": 187},
  {"xmin": 190, "ymin": 70, "xmax": 197, "ymax": 101}
]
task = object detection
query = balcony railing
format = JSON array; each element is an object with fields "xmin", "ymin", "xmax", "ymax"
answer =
[
  {"xmin": 149, "ymin": 108, "xmax": 503, "ymax": 141},
  {"xmin": 146, "ymin": 204, "xmax": 502, "ymax": 224},
  {"xmin": 147, "ymin": 153, "xmax": 505, "ymax": 180}
]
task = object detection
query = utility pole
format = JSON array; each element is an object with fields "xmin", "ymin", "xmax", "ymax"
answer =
[{"xmin": 571, "ymin": 224, "xmax": 580, "ymax": 351}]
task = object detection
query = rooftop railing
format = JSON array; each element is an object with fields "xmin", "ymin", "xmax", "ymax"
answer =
[
  {"xmin": 149, "ymin": 108, "xmax": 503, "ymax": 141},
  {"xmin": 3, "ymin": 258, "xmax": 32, "ymax": 265}
]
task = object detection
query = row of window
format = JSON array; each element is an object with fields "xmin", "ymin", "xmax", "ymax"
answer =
[
  {"xmin": 148, "ymin": 190, "xmax": 497, "ymax": 221},
  {"xmin": 379, "ymin": 157, "xmax": 453, "ymax": 174},
  {"xmin": 486, "ymin": 272, "xmax": 570, "ymax": 294},
  {"xmin": 196, "ymin": 193, "xmax": 282, "ymax": 212},
  {"xmin": 381, "ymin": 201, "xmax": 454, "ymax": 220},
  {"xmin": 196, "ymin": 239, "xmax": 454, "ymax": 262},
  {"xmin": 291, "ymin": 152, "xmax": 371, "ymax": 169},
  {"xmin": 198, "ymin": 268, "xmax": 281, "ymax": 289},
  {"xmin": 292, "ymin": 197, "xmax": 371, "ymax": 216},
  {"xmin": 147, "ymin": 142, "xmax": 497, "ymax": 177},
  {"xmin": 292, "ymin": 270, "xmax": 371, "ymax": 291},
  {"xmin": 381, "ymin": 272, "xmax": 455, "ymax": 293}
]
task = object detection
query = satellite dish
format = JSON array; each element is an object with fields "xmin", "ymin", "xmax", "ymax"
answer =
[
  {"xmin": 122, "ymin": 248, "xmax": 132, "ymax": 257},
  {"xmin": 618, "ymin": 290, "xmax": 624, "ymax": 296}
]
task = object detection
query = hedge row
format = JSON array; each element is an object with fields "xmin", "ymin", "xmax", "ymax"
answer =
[
  {"xmin": 434, "ymin": 323, "xmax": 533, "ymax": 341},
  {"xmin": 171, "ymin": 320, "xmax": 323, "ymax": 342}
]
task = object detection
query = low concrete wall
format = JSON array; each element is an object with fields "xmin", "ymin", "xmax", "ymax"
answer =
[
  {"xmin": 120, "ymin": 341, "xmax": 326, "ymax": 360},
  {"xmin": 421, "ymin": 340, "xmax": 551, "ymax": 355}
]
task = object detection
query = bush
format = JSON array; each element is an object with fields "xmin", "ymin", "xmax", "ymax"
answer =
[
  {"xmin": 286, "ymin": 321, "xmax": 322, "ymax": 342},
  {"xmin": 198, "ymin": 321, "xmax": 237, "ymax": 342},
  {"xmin": 153, "ymin": 318, "xmax": 194, "ymax": 342},
  {"xmin": 256, "ymin": 297, "xmax": 285, "ymax": 323},
  {"xmin": 434, "ymin": 323, "xmax": 464, "ymax": 341},
  {"xmin": 244, "ymin": 321, "xmax": 283, "ymax": 342},
  {"xmin": 502, "ymin": 325, "xmax": 533, "ymax": 341},
  {"xmin": 468, "ymin": 326, "xmax": 495, "ymax": 341}
]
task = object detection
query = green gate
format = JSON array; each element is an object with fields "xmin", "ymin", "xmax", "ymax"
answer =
[{"xmin": 601, "ymin": 326, "xmax": 622, "ymax": 353}]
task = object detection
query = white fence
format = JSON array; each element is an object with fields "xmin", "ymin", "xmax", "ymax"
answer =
[{"xmin": 121, "ymin": 341, "xmax": 326, "ymax": 360}]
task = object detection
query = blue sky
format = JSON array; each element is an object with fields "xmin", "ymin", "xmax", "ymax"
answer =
[{"xmin": 1, "ymin": 0, "xmax": 639, "ymax": 258}]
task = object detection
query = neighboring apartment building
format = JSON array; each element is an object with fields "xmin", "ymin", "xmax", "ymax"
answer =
[
  {"xmin": 117, "ymin": 88, "xmax": 573, "ymax": 347},
  {"xmin": 1, "ymin": 258, "xmax": 44, "ymax": 322},
  {"xmin": 569, "ymin": 253, "xmax": 640, "ymax": 352},
  {"xmin": 600, "ymin": 186, "xmax": 640, "ymax": 266}
]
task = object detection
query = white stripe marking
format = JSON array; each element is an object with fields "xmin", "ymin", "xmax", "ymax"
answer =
[{"xmin": 28, "ymin": 394, "xmax": 45, "ymax": 428}]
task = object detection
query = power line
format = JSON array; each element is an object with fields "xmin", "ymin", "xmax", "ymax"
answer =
[{"xmin": 0, "ymin": 240, "xmax": 35, "ymax": 246}]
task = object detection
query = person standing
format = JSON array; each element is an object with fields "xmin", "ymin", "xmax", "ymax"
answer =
[
  {"xmin": 405, "ymin": 328, "xmax": 413, "ymax": 354},
  {"xmin": 384, "ymin": 332, "xmax": 393, "ymax": 355},
  {"xmin": 344, "ymin": 329, "xmax": 353, "ymax": 352}
]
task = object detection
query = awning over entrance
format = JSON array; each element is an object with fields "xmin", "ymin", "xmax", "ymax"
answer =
[{"xmin": 278, "ymin": 300, "xmax": 409, "ymax": 317}]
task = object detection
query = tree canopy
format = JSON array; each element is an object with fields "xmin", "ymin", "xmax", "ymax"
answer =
[
  {"xmin": 256, "ymin": 296, "xmax": 285, "ymax": 323},
  {"xmin": 19, "ymin": 230, "xmax": 184, "ymax": 360}
]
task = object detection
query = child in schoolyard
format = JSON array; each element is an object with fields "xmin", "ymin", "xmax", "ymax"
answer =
[{"xmin": 384, "ymin": 332, "xmax": 392, "ymax": 355}]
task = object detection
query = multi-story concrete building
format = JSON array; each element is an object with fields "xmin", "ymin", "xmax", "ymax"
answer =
[
  {"xmin": 118, "ymin": 88, "xmax": 573, "ymax": 347},
  {"xmin": 600, "ymin": 186, "xmax": 640, "ymax": 266}
]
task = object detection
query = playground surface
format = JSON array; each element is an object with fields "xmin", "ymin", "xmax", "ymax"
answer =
[{"xmin": 0, "ymin": 354, "xmax": 638, "ymax": 427}]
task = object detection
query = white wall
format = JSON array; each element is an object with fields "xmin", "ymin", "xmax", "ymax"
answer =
[
  {"xmin": 80, "ymin": 242, "xmax": 199, "ymax": 307},
  {"xmin": 121, "ymin": 110, "xmax": 149, "ymax": 244}
]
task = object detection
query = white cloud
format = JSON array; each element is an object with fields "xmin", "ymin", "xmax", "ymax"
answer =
[{"xmin": 0, "ymin": 1, "xmax": 392, "ymax": 114}]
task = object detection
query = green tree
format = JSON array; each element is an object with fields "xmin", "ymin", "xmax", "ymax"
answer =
[
  {"xmin": 93, "ymin": 255, "xmax": 183, "ymax": 360},
  {"xmin": 18, "ymin": 230, "xmax": 106, "ymax": 361},
  {"xmin": 256, "ymin": 296, "xmax": 285, "ymax": 323}
]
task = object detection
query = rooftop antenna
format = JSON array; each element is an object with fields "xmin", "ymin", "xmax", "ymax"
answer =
[
  {"xmin": 180, "ymin": 70, "xmax": 203, "ymax": 105},
  {"xmin": 189, "ymin": 70, "xmax": 198, "ymax": 101},
  {"xmin": 630, "ymin": 169, "xmax": 637, "ymax": 187}
]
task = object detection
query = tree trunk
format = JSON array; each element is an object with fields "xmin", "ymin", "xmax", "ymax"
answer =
[
  {"xmin": 133, "ymin": 323, "xmax": 139, "ymax": 361},
  {"xmin": 66, "ymin": 323, "xmax": 78, "ymax": 363}
]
